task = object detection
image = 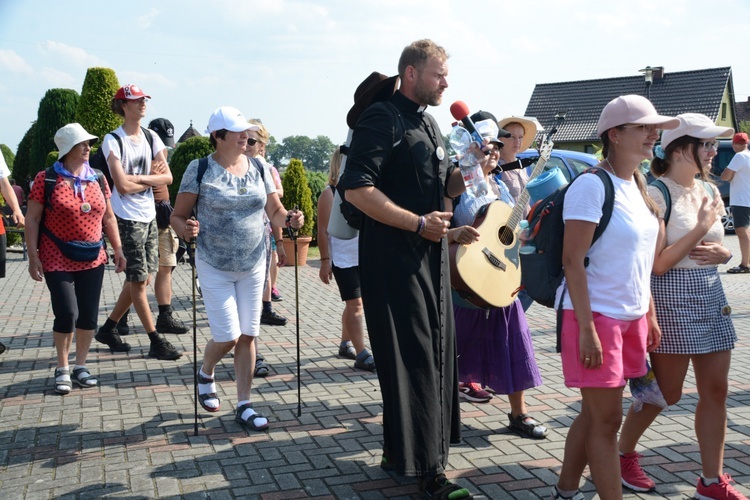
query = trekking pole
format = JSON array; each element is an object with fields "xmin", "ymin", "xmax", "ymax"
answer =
[
  {"xmin": 286, "ymin": 206, "xmax": 302, "ymax": 416},
  {"xmin": 190, "ymin": 222, "xmax": 198, "ymax": 436}
]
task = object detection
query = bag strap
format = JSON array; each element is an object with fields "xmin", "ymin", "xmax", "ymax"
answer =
[
  {"xmin": 651, "ymin": 179, "xmax": 672, "ymax": 226},
  {"xmin": 588, "ymin": 167, "xmax": 615, "ymax": 245}
]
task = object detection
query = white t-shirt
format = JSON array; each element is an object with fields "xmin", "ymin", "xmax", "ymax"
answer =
[
  {"xmin": 0, "ymin": 154, "xmax": 9, "ymax": 179},
  {"xmin": 648, "ymin": 178, "xmax": 724, "ymax": 269},
  {"xmin": 103, "ymin": 126, "xmax": 166, "ymax": 222},
  {"xmin": 726, "ymin": 149, "xmax": 750, "ymax": 207},
  {"xmin": 557, "ymin": 172, "xmax": 659, "ymax": 320}
]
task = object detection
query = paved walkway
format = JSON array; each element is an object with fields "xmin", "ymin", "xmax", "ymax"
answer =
[{"xmin": 0, "ymin": 236, "xmax": 749, "ymax": 499}]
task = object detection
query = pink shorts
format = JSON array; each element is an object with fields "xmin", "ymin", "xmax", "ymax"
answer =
[{"xmin": 560, "ymin": 310, "xmax": 648, "ymax": 388}]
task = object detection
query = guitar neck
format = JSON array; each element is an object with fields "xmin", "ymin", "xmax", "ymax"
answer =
[{"xmin": 505, "ymin": 139, "xmax": 553, "ymax": 231}]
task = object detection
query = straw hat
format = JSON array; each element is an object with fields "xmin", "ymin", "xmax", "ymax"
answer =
[{"xmin": 497, "ymin": 116, "xmax": 539, "ymax": 152}]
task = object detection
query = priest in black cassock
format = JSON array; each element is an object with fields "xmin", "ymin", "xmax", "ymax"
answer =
[{"xmin": 339, "ymin": 39, "xmax": 474, "ymax": 499}]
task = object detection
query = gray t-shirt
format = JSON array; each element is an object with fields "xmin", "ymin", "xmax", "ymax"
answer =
[{"xmin": 179, "ymin": 155, "xmax": 275, "ymax": 272}]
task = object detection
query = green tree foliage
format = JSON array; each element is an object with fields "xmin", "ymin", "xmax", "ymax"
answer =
[
  {"xmin": 740, "ymin": 120, "xmax": 750, "ymax": 134},
  {"xmin": 269, "ymin": 135, "xmax": 336, "ymax": 171},
  {"xmin": 13, "ymin": 123, "xmax": 37, "ymax": 186},
  {"xmin": 0, "ymin": 144, "xmax": 14, "ymax": 172},
  {"xmin": 45, "ymin": 151, "xmax": 59, "ymax": 168},
  {"xmin": 75, "ymin": 67, "xmax": 122, "ymax": 143},
  {"xmin": 169, "ymin": 136, "xmax": 214, "ymax": 202},
  {"xmin": 31, "ymin": 88, "xmax": 80, "ymax": 174},
  {"xmin": 306, "ymin": 170, "xmax": 327, "ymax": 241},
  {"xmin": 281, "ymin": 158, "xmax": 314, "ymax": 236}
]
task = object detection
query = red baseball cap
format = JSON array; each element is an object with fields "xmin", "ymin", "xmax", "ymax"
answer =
[
  {"xmin": 733, "ymin": 132, "xmax": 749, "ymax": 144},
  {"xmin": 114, "ymin": 84, "xmax": 151, "ymax": 100}
]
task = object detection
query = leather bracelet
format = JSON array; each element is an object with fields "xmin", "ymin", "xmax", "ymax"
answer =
[
  {"xmin": 321, "ymin": 257, "xmax": 330, "ymax": 261},
  {"xmin": 724, "ymin": 252, "xmax": 733, "ymax": 265},
  {"xmin": 276, "ymin": 239, "xmax": 283, "ymax": 244}
]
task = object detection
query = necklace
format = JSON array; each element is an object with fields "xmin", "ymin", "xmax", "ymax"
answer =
[{"xmin": 603, "ymin": 157, "xmax": 617, "ymax": 176}]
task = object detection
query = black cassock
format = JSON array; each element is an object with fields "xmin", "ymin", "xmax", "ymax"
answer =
[{"xmin": 339, "ymin": 91, "xmax": 461, "ymax": 477}]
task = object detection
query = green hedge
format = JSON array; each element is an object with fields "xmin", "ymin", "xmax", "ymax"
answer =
[
  {"xmin": 168, "ymin": 136, "xmax": 213, "ymax": 202},
  {"xmin": 280, "ymin": 158, "xmax": 314, "ymax": 236}
]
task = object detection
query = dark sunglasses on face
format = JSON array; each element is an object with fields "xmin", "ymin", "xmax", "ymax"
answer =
[{"xmin": 247, "ymin": 138, "xmax": 258, "ymax": 146}]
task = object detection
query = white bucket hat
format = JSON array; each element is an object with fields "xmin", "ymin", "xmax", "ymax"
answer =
[
  {"xmin": 54, "ymin": 123, "xmax": 98, "ymax": 158},
  {"xmin": 661, "ymin": 113, "xmax": 734, "ymax": 150}
]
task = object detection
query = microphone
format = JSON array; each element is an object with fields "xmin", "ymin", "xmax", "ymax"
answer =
[{"xmin": 450, "ymin": 101, "xmax": 483, "ymax": 145}]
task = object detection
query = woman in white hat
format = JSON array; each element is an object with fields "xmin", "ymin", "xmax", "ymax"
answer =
[
  {"xmin": 616, "ymin": 114, "xmax": 744, "ymax": 499},
  {"xmin": 25, "ymin": 123, "xmax": 126, "ymax": 395},
  {"xmin": 552, "ymin": 95, "xmax": 678, "ymax": 500},
  {"xmin": 171, "ymin": 106, "xmax": 303, "ymax": 431}
]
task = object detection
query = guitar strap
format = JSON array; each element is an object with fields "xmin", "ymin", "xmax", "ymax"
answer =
[{"xmin": 492, "ymin": 157, "xmax": 535, "ymax": 175}]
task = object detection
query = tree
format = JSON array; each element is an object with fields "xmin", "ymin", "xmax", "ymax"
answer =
[
  {"xmin": 306, "ymin": 170, "xmax": 327, "ymax": 241},
  {"xmin": 0, "ymin": 145, "xmax": 14, "ymax": 172},
  {"xmin": 31, "ymin": 88, "xmax": 80, "ymax": 174},
  {"xmin": 75, "ymin": 67, "xmax": 122, "ymax": 144},
  {"xmin": 267, "ymin": 135, "xmax": 336, "ymax": 171},
  {"xmin": 168, "ymin": 136, "xmax": 214, "ymax": 202},
  {"xmin": 280, "ymin": 158, "xmax": 314, "ymax": 236},
  {"xmin": 740, "ymin": 120, "xmax": 750, "ymax": 134},
  {"xmin": 13, "ymin": 122, "xmax": 37, "ymax": 187}
]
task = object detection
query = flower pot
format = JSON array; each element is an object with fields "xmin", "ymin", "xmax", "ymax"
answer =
[{"xmin": 281, "ymin": 236, "xmax": 312, "ymax": 266}]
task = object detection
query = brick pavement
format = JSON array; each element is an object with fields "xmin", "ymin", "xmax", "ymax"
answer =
[{"xmin": 0, "ymin": 235, "xmax": 749, "ymax": 499}]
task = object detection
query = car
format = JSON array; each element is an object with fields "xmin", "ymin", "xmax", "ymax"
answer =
[{"xmin": 517, "ymin": 148, "xmax": 599, "ymax": 182}]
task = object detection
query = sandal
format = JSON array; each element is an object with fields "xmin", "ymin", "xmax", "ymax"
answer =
[
  {"xmin": 419, "ymin": 473, "xmax": 473, "ymax": 499},
  {"xmin": 354, "ymin": 349, "xmax": 376, "ymax": 372},
  {"xmin": 197, "ymin": 370, "xmax": 220, "ymax": 412},
  {"xmin": 727, "ymin": 265, "xmax": 750, "ymax": 274},
  {"xmin": 508, "ymin": 413, "xmax": 549, "ymax": 439},
  {"xmin": 54, "ymin": 367, "xmax": 71, "ymax": 395},
  {"xmin": 71, "ymin": 367, "xmax": 98, "ymax": 388},
  {"xmin": 234, "ymin": 403, "xmax": 269, "ymax": 431},
  {"xmin": 254, "ymin": 355, "xmax": 270, "ymax": 378},
  {"xmin": 338, "ymin": 341, "xmax": 357, "ymax": 360}
]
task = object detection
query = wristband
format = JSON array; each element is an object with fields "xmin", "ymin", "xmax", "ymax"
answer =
[
  {"xmin": 724, "ymin": 253, "xmax": 733, "ymax": 265},
  {"xmin": 276, "ymin": 239, "xmax": 283, "ymax": 244},
  {"xmin": 321, "ymin": 257, "xmax": 330, "ymax": 261},
  {"xmin": 416, "ymin": 216, "xmax": 426, "ymax": 235}
]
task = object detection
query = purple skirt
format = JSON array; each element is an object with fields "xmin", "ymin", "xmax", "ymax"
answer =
[{"xmin": 454, "ymin": 299, "xmax": 542, "ymax": 395}]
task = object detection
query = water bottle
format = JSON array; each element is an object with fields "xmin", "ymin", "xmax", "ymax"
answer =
[
  {"xmin": 449, "ymin": 125, "xmax": 489, "ymax": 198},
  {"xmin": 519, "ymin": 220, "xmax": 536, "ymax": 255}
]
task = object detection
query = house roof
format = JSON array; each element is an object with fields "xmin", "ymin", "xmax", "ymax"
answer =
[
  {"xmin": 737, "ymin": 98, "xmax": 750, "ymax": 123},
  {"xmin": 524, "ymin": 67, "xmax": 734, "ymax": 144},
  {"xmin": 178, "ymin": 121, "xmax": 202, "ymax": 143}
]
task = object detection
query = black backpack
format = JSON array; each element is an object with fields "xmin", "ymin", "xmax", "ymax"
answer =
[
  {"xmin": 89, "ymin": 127, "xmax": 154, "ymax": 190},
  {"xmin": 519, "ymin": 167, "xmax": 615, "ymax": 309}
]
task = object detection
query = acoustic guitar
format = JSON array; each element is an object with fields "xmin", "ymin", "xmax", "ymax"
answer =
[{"xmin": 450, "ymin": 139, "xmax": 554, "ymax": 308}]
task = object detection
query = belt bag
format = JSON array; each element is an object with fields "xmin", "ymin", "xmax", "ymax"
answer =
[{"xmin": 42, "ymin": 226, "xmax": 103, "ymax": 262}]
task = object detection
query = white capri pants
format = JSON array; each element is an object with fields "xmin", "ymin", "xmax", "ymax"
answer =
[{"xmin": 196, "ymin": 256, "xmax": 265, "ymax": 342}]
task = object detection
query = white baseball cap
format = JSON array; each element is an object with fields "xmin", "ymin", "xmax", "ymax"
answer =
[
  {"xmin": 206, "ymin": 106, "xmax": 260, "ymax": 134},
  {"xmin": 661, "ymin": 113, "xmax": 734, "ymax": 150}
]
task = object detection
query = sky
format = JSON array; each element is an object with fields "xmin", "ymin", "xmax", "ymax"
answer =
[{"xmin": 1, "ymin": 0, "xmax": 749, "ymax": 157}]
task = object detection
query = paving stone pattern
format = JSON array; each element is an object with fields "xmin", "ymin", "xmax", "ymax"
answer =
[{"xmin": 0, "ymin": 236, "xmax": 749, "ymax": 499}]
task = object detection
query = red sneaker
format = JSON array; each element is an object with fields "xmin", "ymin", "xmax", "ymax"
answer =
[
  {"xmin": 458, "ymin": 382, "xmax": 492, "ymax": 403},
  {"xmin": 695, "ymin": 474, "xmax": 748, "ymax": 500},
  {"xmin": 620, "ymin": 451, "xmax": 655, "ymax": 492}
]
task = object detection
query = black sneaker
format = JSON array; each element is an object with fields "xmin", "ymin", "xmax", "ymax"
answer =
[
  {"xmin": 95, "ymin": 325, "xmax": 131, "ymax": 353},
  {"xmin": 260, "ymin": 309, "xmax": 287, "ymax": 326},
  {"xmin": 148, "ymin": 335, "xmax": 182, "ymax": 360},
  {"xmin": 156, "ymin": 312, "xmax": 188, "ymax": 334},
  {"xmin": 117, "ymin": 310, "xmax": 130, "ymax": 335}
]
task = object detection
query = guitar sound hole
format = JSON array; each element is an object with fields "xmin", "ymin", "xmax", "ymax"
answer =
[{"xmin": 498, "ymin": 225, "xmax": 514, "ymax": 245}]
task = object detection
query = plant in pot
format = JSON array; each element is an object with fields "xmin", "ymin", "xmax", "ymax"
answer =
[{"xmin": 280, "ymin": 158, "xmax": 315, "ymax": 265}]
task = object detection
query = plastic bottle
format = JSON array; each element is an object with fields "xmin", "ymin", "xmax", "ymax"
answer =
[
  {"xmin": 449, "ymin": 125, "xmax": 489, "ymax": 198},
  {"xmin": 519, "ymin": 220, "xmax": 536, "ymax": 255}
]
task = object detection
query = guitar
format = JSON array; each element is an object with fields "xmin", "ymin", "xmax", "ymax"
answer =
[{"xmin": 450, "ymin": 138, "xmax": 554, "ymax": 308}]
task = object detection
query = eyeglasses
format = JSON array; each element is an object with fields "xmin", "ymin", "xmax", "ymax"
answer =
[
  {"xmin": 247, "ymin": 138, "xmax": 258, "ymax": 146},
  {"xmin": 484, "ymin": 147, "xmax": 500, "ymax": 156},
  {"xmin": 697, "ymin": 141, "xmax": 719, "ymax": 152},
  {"xmin": 622, "ymin": 124, "xmax": 660, "ymax": 134},
  {"xmin": 128, "ymin": 97, "xmax": 149, "ymax": 104}
]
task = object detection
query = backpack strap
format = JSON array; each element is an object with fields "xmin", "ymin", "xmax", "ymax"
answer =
[
  {"xmin": 43, "ymin": 166, "xmax": 58, "ymax": 211},
  {"xmin": 588, "ymin": 167, "xmax": 616, "ymax": 245},
  {"xmin": 651, "ymin": 179, "xmax": 672, "ymax": 226},
  {"xmin": 248, "ymin": 156, "xmax": 266, "ymax": 183}
]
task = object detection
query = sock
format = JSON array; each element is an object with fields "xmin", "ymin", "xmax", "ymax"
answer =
[
  {"xmin": 555, "ymin": 486, "xmax": 580, "ymax": 499},
  {"xmin": 158, "ymin": 304, "xmax": 171, "ymax": 315},
  {"xmin": 147, "ymin": 331, "xmax": 160, "ymax": 342},
  {"xmin": 262, "ymin": 301, "xmax": 272, "ymax": 313},
  {"xmin": 103, "ymin": 318, "xmax": 117, "ymax": 330},
  {"xmin": 701, "ymin": 475, "xmax": 719, "ymax": 486}
]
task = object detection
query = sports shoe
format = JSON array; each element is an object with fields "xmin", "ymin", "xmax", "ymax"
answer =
[
  {"xmin": 458, "ymin": 382, "xmax": 492, "ymax": 403},
  {"xmin": 117, "ymin": 310, "xmax": 130, "ymax": 336},
  {"xmin": 260, "ymin": 309, "xmax": 288, "ymax": 326},
  {"xmin": 95, "ymin": 325, "xmax": 131, "ymax": 353},
  {"xmin": 695, "ymin": 474, "xmax": 748, "ymax": 500},
  {"xmin": 549, "ymin": 486, "xmax": 585, "ymax": 500},
  {"xmin": 148, "ymin": 335, "xmax": 182, "ymax": 360},
  {"xmin": 156, "ymin": 312, "xmax": 188, "ymax": 334},
  {"xmin": 620, "ymin": 451, "xmax": 656, "ymax": 492},
  {"xmin": 271, "ymin": 287, "xmax": 283, "ymax": 302}
]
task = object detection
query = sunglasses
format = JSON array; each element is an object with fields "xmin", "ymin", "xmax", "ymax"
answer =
[
  {"xmin": 697, "ymin": 141, "xmax": 719, "ymax": 152},
  {"xmin": 484, "ymin": 147, "xmax": 500, "ymax": 156},
  {"xmin": 622, "ymin": 124, "xmax": 660, "ymax": 134},
  {"xmin": 247, "ymin": 138, "xmax": 258, "ymax": 146}
]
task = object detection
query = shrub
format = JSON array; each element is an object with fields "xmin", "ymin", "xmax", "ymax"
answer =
[
  {"xmin": 306, "ymin": 170, "xmax": 327, "ymax": 241},
  {"xmin": 31, "ymin": 88, "xmax": 80, "ymax": 174},
  {"xmin": 281, "ymin": 158, "xmax": 314, "ymax": 237},
  {"xmin": 75, "ymin": 67, "xmax": 122, "ymax": 143},
  {"xmin": 1, "ymin": 144, "xmax": 15, "ymax": 171},
  {"xmin": 13, "ymin": 123, "xmax": 37, "ymax": 188},
  {"xmin": 45, "ymin": 151, "xmax": 59, "ymax": 169},
  {"xmin": 168, "ymin": 136, "xmax": 213, "ymax": 202}
]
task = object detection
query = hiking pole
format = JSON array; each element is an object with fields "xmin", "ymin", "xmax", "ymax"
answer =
[
  {"xmin": 286, "ymin": 206, "xmax": 302, "ymax": 416},
  {"xmin": 189, "ymin": 220, "xmax": 198, "ymax": 436}
]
